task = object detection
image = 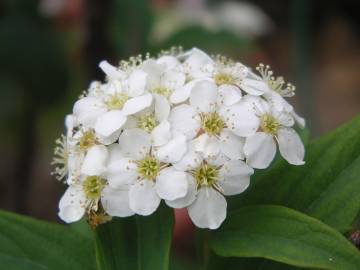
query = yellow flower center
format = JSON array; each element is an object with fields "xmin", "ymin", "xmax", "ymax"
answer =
[
  {"xmin": 137, "ymin": 156, "xmax": 160, "ymax": 180},
  {"xmin": 260, "ymin": 114, "xmax": 280, "ymax": 135},
  {"xmin": 82, "ymin": 176, "xmax": 106, "ymax": 200},
  {"xmin": 104, "ymin": 92, "xmax": 128, "ymax": 110},
  {"xmin": 214, "ymin": 73, "xmax": 235, "ymax": 86},
  {"xmin": 152, "ymin": 86, "xmax": 171, "ymax": 97},
  {"xmin": 194, "ymin": 163, "xmax": 219, "ymax": 187},
  {"xmin": 201, "ymin": 112, "xmax": 225, "ymax": 136},
  {"xmin": 138, "ymin": 114, "xmax": 158, "ymax": 133},
  {"xmin": 79, "ymin": 130, "xmax": 96, "ymax": 150}
]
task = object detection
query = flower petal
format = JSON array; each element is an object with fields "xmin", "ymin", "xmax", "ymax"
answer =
[
  {"xmin": 81, "ymin": 145, "xmax": 108, "ymax": 175},
  {"xmin": 218, "ymin": 160, "xmax": 254, "ymax": 196},
  {"xmin": 154, "ymin": 94, "xmax": 170, "ymax": 122},
  {"xmin": 291, "ymin": 110, "xmax": 306, "ymax": 128},
  {"xmin": 101, "ymin": 186, "xmax": 134, "ymax": 217},
  {"xmin": 244, "ymin": 132, "xmax": 276, "ymax": 169},
  {"xmin": 122, "ymin": 94, "xmax": 153, "ymax": 116},
  {"xmin": 166, "ymin": 175, "xmax": 197, "ymax": 208},
  {"xmin": 107, "ymin": 143, "xmax": 123, "ymax": 165},
  {"xmin": 157, "ymin": 55, "xmax": 179, "ymax": 69},
  {"xmin": 129, "ymin": 180, "xmax": 161, "ymax": 216},
  {"xmin": 219, "ymin": 129, "xmax": 245, "ymax": 160},
  {"xmin": 156, "ymin": 167, "xmax": 188, "ymax": 201},
  {"xmin": 118, "ymin": 128, "xmax": 151, "ymax": 160},
  {"xmin": 172, "ymin": 141, "xmax": 202, "ymax": 171},
  {"xmin": 58, "ymin": 185, "xmax": 86, "ymax": 223},
  {"xmin": 97, "ymin": 129, "xmax": 122, "ymax": 145},
  {"xmin": 106, "ymin": 158, "xmax": 138, "ymax": 188},
  {"xmin": 264, "ymin": 91, "xmax": 293, "ymax": 112},
  {"xmin": 184, "ymin": 48, "xmax": 214, "ymax": 79},
  {"xmin": 162, "ymin": 70, "xmax": 186, "ymax": 90},
  {"xmin": 95, "ymin": 110, "xmax": 127, "ymax": 137},
  {"xmin": 127, "ymin": 69, "xmax": 147, "ymax": 97},
  {"xmin": 151, "ymin": 120, "xmax": 171, "ymax": 147},
  {"xmin": 170, "ymin": 80, "xmax": 196, "ymax": 104},
  {"xmin": 155, "ymin": 134, "xmax": 187, "ymax": 163},
  {"xmin": 241, "ymin": 78, "xmax": 268, "ymax": 95},
  {"xmin": 222, "ymin": 100, "xmax": 260, "ymax": 137},
  {"xmin": 99, "ymin": 60, "xmax": 125, "ymax": 80},
  {"xmin": 169, "ymin": 104, "xmax": 201, "ymax": 139},
  {"xmin": 217, "ymin": 84, "xmax": 242, "ymax": 106},
  {"xmin": 73, "ymin": 97, "xmax": 106, "ymax": 127},
  {"xmin": 277, "ymin": 128, "xmax": 305, "ymax": 165},
  {"xmin": 190, "ymin": 80, "xmax": 217, "ymax": 113},
  {"xmin": 188, "ymin": 187, "xmax": 227, "ymax": 229},
  {"xmin": 193, "ymin": 133, "xmax": 220, "ymax": 158}
]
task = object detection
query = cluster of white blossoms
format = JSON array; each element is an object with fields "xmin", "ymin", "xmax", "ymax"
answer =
[{"xmin": 52, "ymin": 48, "xmax": 305, "ymax": 229}]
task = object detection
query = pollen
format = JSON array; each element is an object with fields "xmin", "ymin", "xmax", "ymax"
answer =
[
  {"xmin": 104, "ymin": 92, "xmax": 128, "ymax": 110},
  {"xmin": 194, "ymin": 163, "xmax": 219, "ymax": 188},
  {"xmin": 152, "ymin": 86, "xmax": 171, "ymax": 97},
  {"xmin": 201, "ymin": 112, "xmax": 225, "ymax": 136},
  {"xmin": 138, "ymin": 113, "xmax": 158, "ymax": 133},
  {"xmin": 137, "ymin": 156, "xmax": 160, "ymax": 180},
  {"xmin": 260, "ymin": 114, "xmax": 280, "ymax": 135},
  {"xmin": 79, "ymin": 130, "xmax": 97, "ymax": 150},
  {"xmin": 82, "ymin": 176, "xmax": 106, "ymax": 200},
  {"xmin": 214, "ymin": 72, "xmax": 235, "ymax": 86}
]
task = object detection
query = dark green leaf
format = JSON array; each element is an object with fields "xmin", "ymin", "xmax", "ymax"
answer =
[
  {"xmin": 95, "ymin": 203, "xmax": 174, "ymax": 270},
  {"xmin": 136, "ymin": 203, "xmax": 174, "ymax": 270},
  {"xmin": 95, "ymin": 217, "xmax": 137, "ymax": 270},
  {"xmin": 0, "ymin": 210, "xmax": 96, "ymax": 270},
  {"xmin": 211, "ymin": 205, "xmax": 360, "ymax": 270}
]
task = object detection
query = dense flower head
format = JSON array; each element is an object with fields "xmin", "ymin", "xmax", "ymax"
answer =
[{"xmin": 53, "ymin": 47, "xmax": 305, "ymax": 229}]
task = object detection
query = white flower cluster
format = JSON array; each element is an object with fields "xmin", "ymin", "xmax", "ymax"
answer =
[{"xmin": 53, "ymin": 48, "xmax": 305, "ymax": 229}]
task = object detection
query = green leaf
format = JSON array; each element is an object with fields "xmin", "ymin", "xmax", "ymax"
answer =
[
  {"xmin": 136, "ymin": 204, "xmax": 174, "ymax": 270},
  {"xmin": 229, "ymin": 114, "xmax": 360, "ymax": 232},
  {"xmin": 0, "ymin": 253, "xmax": 48, "ymax": 270},
  {"xmin": 95, "ymin": 203, "xmax": 174, "ymax": 270},
  {"xmin": 211, "ymin": 205, "xmax": 360, "ymax": 270},
  {"xmin": 95, "ymin": 217, "xmax": 137, "ymax": 270},
  {"xmin": 0, "ymin": 210, "xmax": 96, "ymax": 270}
]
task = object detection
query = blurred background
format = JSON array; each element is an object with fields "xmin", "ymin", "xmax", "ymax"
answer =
[{"xmin": 0, "ymin": 0, "xmax": 359, "ymax": 263}]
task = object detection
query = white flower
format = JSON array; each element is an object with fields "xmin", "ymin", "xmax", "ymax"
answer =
[
  {"xmin": 167, "ymin": 155, "xmax": 254, "ymax": 229},
  {"xmin": 242, "ymin": 96, "xmax": 305, "ymax": 168},
  {"xmin": 105, "ymin": 128, "xmax": 188, "ymax": 216},
  {"xmin": 58, "ymin": 145, "xmax": 134, "ymax": 223},
  {"xmin": 209, "ymin": 58, "xmax": 269, "ymax": 96},
  {"xmin": 73, "ymin": 61, "xmax": 152, "ymax": 140},
  {"xmin": 170, "ymin": 48, "xmax": 214, "ymax": 104},
  {"xmin": 169, "ymin": 80, "xmax": 246, "ymax": 160}
]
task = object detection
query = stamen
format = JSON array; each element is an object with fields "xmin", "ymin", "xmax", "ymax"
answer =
[
  {"xmin": 260, "ymin": 114, "xmax": 280, "ymax": 135},
  {"xmin": 193, "ymin": 163, "xmax": 219, "ymax": 188},
  {"xmin": 201, "ymin": 112, "xmax": 226, "ymax": 136},
  {"xmin": 214, "ymin": 73, "xmax": 235, "ymax": 86},
  {"xmin": 138, "ymin": 113, "xmax": 158, "ymax": 133},
  {"xmin": 82, "ymin": 176, "xmax": 106, "ymax": 200},
  {"xmin": 51, "ymin": 135, "xmax": 69, "ymax": 182},
  {"xmin": 104, "ymin": 92, "xmax": 128, "ymax": 110},
  {"xmin": 137, "ymin": 156, "xmax": 160, "ymax": 180},
  {"xmin": 79, "ymin": 130, "xmax": 97, "ymax": 150},
  {"xmin": 152, "ymin": 86, "xmax": 171, "ymax": 97},
  {"xmin": 256, "ymin": 63, "xmax": 296, "ymax": 97}
]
